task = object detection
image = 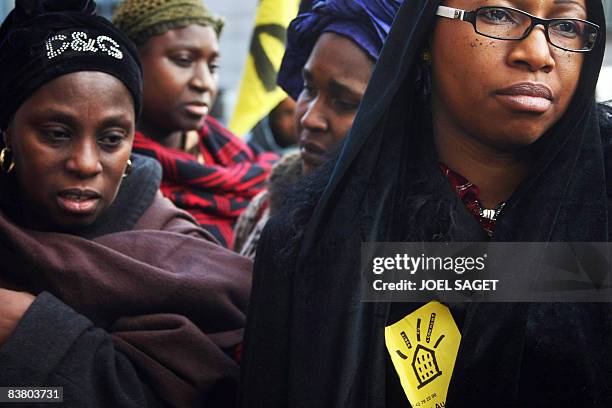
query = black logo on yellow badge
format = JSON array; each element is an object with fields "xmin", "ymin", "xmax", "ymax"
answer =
[
  {"xmin": 412, "ymin": 344, "xmax": 442, "ymax": 388},
  {"xmin": 386, "ymin": 302, "xmax": 460, "ymax": 407},
  {"xmin": 395, "ymin": 314, "xmax": 445, "ymax": 389}
]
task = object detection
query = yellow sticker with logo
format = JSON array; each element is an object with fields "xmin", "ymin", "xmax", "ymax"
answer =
[{"xmin": 385, "ymin": 302, "xmax": 461, "ymax": 408}]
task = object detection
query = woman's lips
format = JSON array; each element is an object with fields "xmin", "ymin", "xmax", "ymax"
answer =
[
  {"xmin": 495, "ymin": 95, "xmax": 552, "ymax": 113},
  {"xmin": 495, "ymin": 83, "xmax": 554, "ymax": 114},
  {"xmin": 300, "ymin": 142, "xmax": 326, "ymax": 170},
  {"xmin": 184, "ymin": 103, "xmax": 209, "ymax": 117},
  {"xmin": 56, "ymin": 189, "xmax": 101, "ymax": 215}
]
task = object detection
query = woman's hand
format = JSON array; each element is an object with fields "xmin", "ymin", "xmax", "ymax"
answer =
[{"xmin": 0, "ymin": 288, "xmax": 35, "ymax": 345}]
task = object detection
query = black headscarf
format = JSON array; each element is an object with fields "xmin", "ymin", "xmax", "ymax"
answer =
[
  {"xmin": 242, "ymin": 0, "xmax": 612, "ymax": 406},
  {"xmin": 0, "ymin": 0, "xmax": 143, "ymax": 130}
]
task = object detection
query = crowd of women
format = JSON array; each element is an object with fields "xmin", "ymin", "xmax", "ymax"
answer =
[{"xmin": 0, "ymin": 0, "xmax": 610, "ymax": 406}]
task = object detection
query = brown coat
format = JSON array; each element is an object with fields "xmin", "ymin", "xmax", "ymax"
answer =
[{"xmin": 0, "ymin": 192, "xmax": 251, "ymax": 407}]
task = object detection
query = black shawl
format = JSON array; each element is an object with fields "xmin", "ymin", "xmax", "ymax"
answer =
[{"xmin": 241, "ymin": 0, "xmax": 612, "ymax": 407}]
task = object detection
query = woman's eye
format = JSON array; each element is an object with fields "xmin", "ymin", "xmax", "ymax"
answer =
[
  {"xmin": 481, "ymin": 9, "xmax": 515, "ymax": 24},
  {"xmin": 171, "ymin": 55, "xmax": 193, "ymax": 67},
  {"xmin": 99, "ymin": 134, "xmax": 125, "ymax": 148},
  {"xmin": 552, "ymin": 21, "xmax": 581, "ymax": 37},
  {"xmin": 334, "ymin": 99, "xmax": 359, "ymax": 113},
  {"xmin": 209, "ymin": 62, "xmax": 219, "ymax": 74},
  {"xmin": 42, "ymin": 129, "xmax": 71, "ymax": 141}
]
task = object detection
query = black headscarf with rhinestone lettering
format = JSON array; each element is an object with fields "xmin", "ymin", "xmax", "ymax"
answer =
[{"xmin": 0, "ymin": 0, "xmax": 142, "ymax": 130}]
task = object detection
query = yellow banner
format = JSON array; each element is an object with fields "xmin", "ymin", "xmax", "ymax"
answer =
[
  {"xmin": 385, "ymin": 302, "xmax": 461, "ymax": 408},
  {"xmin": 229, "ymin": 0, "xmax": 299, "ymax": 136}
]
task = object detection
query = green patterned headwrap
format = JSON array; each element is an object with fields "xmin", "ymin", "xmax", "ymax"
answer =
[{"xmin": 112, "ymin": 0, "xmax": 224, "ymax": 46}]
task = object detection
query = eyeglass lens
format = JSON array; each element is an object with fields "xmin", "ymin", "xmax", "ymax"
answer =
[{"xmin": 475, "ymin": 7, "xmax": 598, "ymax": 51}]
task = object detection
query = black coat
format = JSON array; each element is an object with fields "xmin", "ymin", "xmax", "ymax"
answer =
[{"xmin": 241, "ymin": 0, "xmax": 612, "ymax": 406}]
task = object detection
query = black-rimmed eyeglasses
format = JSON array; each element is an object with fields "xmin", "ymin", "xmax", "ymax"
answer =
[{"xmin": 436, "ymin": 5, "xmax": 599, "ymax": 53}]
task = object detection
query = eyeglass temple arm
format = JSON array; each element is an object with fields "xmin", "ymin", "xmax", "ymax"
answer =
[{"xmin": 436, "ymin": 5, "xmax": 467, "ymax": 20}]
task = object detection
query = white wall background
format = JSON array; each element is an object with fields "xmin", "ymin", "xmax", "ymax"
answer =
[{"xmin": 206, "ymin": 0, "xmax": 259, "ymax": 122}]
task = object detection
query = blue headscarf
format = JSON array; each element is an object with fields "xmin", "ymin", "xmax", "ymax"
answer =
[{"xmin": 278, "ymin": 0, "xmax": 402, "ymax": 100}]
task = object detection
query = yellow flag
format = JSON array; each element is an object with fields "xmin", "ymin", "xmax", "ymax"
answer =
[
  {"xmin": 385, "ymin": 302, "xmax": 461, "ymax": 408},
  {"xmin": 229, "ymin": 0, "xmax": 299, "ymax": 136}
]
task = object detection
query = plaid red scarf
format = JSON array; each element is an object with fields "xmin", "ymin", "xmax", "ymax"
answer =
[
  {"xmin": 439, "ymin": 163, "xmax": 505, "ymax": 237},
  {"xmin": 133, "ymin": 116, "xmax": 277, "ymax": 247}
]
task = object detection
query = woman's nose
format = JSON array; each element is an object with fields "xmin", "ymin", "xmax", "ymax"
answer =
[
  {"xmin": 189, "ymin": 62, "xmax": 214, "ymax": 93},
  {"xmin": 65, "ymin": 139, "xmax": 103, "ymax": 178},
  {"xmin": 299, "ymin": 97, "xmax": 328, "ymax": 132},
  {"xmin": 507, "ymin": 25, "xmax": 556, "ymax": 73}
]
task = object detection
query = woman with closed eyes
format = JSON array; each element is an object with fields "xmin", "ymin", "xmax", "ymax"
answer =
[{"xmin": 233, "ymin": 0, "xmax": 402, "ymax": 258}]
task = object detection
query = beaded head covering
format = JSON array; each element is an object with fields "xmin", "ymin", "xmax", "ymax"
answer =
[
  {"xmin": 112, "ymin": 0, "xmax": 224, "ymax": 46},
  {"xmin": 0, "ymin": 0, "xmax": 143, "ymax": 130}
]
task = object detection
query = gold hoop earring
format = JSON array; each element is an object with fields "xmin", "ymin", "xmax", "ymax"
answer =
[
  {"xmin": 123, "ymin": 158, "xmax": 132, "ymax": 178},
  {"xmin": 0, "ymin": 147, "xmax": 15, "ymax": 173}
]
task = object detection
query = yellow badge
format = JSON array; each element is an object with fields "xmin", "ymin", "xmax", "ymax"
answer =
[{"xmin": 385, "ymin": 302, "xmax": 461, "ymax": 408}]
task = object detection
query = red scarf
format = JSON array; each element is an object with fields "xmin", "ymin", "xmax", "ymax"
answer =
[
  {"xmin": 439, "ymin": 163, "xmax": 502, "ymax": 236},
  {"xmin": 133, "ymin": 116, "xmax": 278, "ymax": 247}
]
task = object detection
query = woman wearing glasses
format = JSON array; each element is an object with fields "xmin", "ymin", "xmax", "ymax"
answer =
[{"xmin": 241, "ymin": 0, "xmax": 611, "ymax": 406}]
